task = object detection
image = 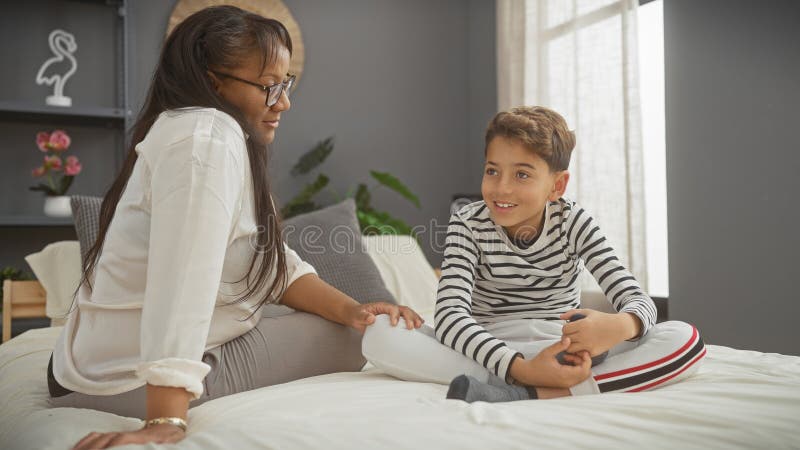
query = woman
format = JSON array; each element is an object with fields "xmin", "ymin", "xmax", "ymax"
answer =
[{"xmin": 48, "ymin": 6, "xmax": 423, "ymax": 449}]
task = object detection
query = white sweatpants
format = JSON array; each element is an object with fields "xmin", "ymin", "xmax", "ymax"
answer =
[{"xmin": 362, "ymin": 315, "xmax": 705, "ymax": 395}]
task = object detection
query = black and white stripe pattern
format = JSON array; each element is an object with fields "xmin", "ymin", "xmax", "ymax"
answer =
[{"xmin": 435, "ymin": 198, "xmax": 657, "ymax": 382}]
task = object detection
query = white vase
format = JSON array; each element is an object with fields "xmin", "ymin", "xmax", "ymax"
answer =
[{"xmin": 43, "ymin": 195, "xmax": 72, "ymax": 217}]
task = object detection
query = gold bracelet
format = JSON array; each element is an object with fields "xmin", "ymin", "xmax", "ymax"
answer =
[{"xmin": 144, "ymin": 417, "xmax": 187, "ymax": 431}]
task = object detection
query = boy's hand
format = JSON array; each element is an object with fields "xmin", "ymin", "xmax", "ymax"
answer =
[
  {"xmin": 346, "ymin": 302, "xmax": 424, "ymax": 334},
  {"xmin": 560, "ymin": 309, "xmax": 641, "ymax": 356},
  {"xmin": 509, "ymin": 337, "xmax": 592, "ymax": 388}
]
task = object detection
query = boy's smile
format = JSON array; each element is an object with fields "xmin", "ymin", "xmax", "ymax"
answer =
[{"xmin": 481, "ymin": 136, "xmax": 570, "ymax": 242}]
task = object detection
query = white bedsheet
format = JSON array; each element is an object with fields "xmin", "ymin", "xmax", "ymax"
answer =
[{"xmin": 1, "ymin": 326, "xmax": 799, "ymax": 449}]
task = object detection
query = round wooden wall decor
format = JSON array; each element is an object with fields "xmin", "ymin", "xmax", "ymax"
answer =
[{"xmin": 166, "ymin": 0, "xmax": 305, "ymax": 85}]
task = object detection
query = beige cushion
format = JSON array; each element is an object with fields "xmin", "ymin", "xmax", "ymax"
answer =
[
  {"xmin": 361, "ymin": 235, "xmax": 439, "ymax": 319},
  {"xmin": 24, "ymin": 241, "xmax": 82, "ymax": 325},
  {"xmin": 580, "ymin": 289, "xmax": 616, "ymax": 314}
]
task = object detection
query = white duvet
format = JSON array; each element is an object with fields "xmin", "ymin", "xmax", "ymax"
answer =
[{"xmin": 1, "ymin": 326, "xmax": 799, "ymax": 450}]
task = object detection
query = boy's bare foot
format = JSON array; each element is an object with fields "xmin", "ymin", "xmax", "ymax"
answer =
[{"xmin": 535, "ymin": 386, "xmax": 571, "ymax": 399}]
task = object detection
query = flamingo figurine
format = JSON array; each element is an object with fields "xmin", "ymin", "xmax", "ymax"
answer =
[{"xmin": 35, "ymin": 29, "xmax": 78, "ymax": 107}]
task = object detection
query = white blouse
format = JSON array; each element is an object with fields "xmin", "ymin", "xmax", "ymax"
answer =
[{"xmin": 53, "ymin": 108, "xmax": 316, "ymax": 399}]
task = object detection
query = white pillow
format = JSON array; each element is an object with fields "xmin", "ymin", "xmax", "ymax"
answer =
[
  {"xmin": 361, "ymin": 235, "xmax": 439, "ymax": 321},
  {"xmin": 24, "ymin": 240, "xmax": 82, "ymax": 324},
  {"xmin": 578, "ymin": 269, "xmax": 616, "ymax": 313}
]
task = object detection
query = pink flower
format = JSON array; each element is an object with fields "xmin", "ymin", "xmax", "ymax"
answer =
[
  {"xmin": 64, "ymin": 156, "xmax": 82, "ymax": 176},
  {"xmin": 44, "ymin": 155, "xmax": 63, "ymax": 171},
  {"xmin": 48, "ymin": 130, "xmax": 71, "ymax": 152},
  {"xmin": 36, "ymin": 132, "xmax": 50, "ymax": 152},
  {"xmin": 31, "ymin": 166, "xmax": 46, "ymax": 177}
]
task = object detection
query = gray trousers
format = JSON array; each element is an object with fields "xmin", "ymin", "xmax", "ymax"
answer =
[{"xmin": 48, "ymin": 307, "xmax": 366, "ymax": 419}]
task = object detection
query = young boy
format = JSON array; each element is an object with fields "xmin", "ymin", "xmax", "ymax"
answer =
[{"xmin": 362, "ymin": 106, "xmax": 705, "ymax": 401}]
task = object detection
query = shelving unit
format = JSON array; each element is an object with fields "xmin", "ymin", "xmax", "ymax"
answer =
[
  {"xmin": 0, "ymin": 100, "xmax": 125, "ymax": 126},
  {"xmin": 0, "ymin": 215, "xmax": 74, "ymax": 227},
  {"xmin": 0, "ymin": 0, "xmax": 131, "ymax": 268}
]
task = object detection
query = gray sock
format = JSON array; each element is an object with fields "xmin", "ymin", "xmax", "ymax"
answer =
[{"xmin": 446, "ymin": 374, "xmax": 537, "ymax": 403}]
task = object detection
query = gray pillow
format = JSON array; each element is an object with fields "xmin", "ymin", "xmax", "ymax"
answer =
[
  {"xmin": 70, "ymin": 195, "xmax": 103, "ymax": 266},
  {"xmin": 282, "ymin": 199, "xmax": 396, "ymax": 304}
]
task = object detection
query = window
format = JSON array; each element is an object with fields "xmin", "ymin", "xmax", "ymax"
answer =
[
  {"xmin": 498, "ymin": 0, "xmax": 668, "ymax": 297},
  {"xmin": 638, "ymin": 0, "xmax": 668, "ymax": 297}
]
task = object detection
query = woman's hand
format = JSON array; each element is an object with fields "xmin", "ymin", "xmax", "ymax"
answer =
[
  {"xmin": 281, "ymin": 275, "xmax": 425, "ymax": 333},
  {"xmin": 509, "ymin": 337, "xmax": 592, "ymax": 388},
  {"xmin": 72, "ymin": 423, "xmax": 184, "ymax": 450},
  {"xmin": 560, "ymin": 309, "xmax": 641, "ymax": 356},
  {"xmin": 345, "ymin": 302, "xmax": 424, "ymax": 334}
]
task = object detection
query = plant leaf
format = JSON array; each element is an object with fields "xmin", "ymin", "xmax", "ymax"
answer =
[
  {"xmin": 354, "ymin": 183, "xmax": 371, "ymax": 211},
  {"xmin": 29, "ymin": 183, "xmax": 54, "ymax": 194},
  {"xmin": 370, "ymin": 171, "xmax": 421, "ymax": 208},
  {"xmin": 357, "ymin": 209, "xmax": 386, "ymax": 235},
  {"xmin": 0, "ymin": 266, "xmax": 34, "ymax": 281},
  {"xmin": 58, "ymin": 175, "xmax": 74, "ymax": 195},
  {"xmin": 357, "ymin": 208, "xmax": 414, "ymax": 236},
  {"xmin": 281, "ymin": 201, "xmax": 318, "ymax": 219},
  {"xmin": 378, "ymin": 215, "xmax": 414, "ymax": 236},
  {"xmin": 297, "ymin": 174, "xmax": 329, "ymax": 203},
  {"xmin": 280, "ymin": 174, "xmax": 329, "ymax": 217},
  {"xmin": 290, "ymin": 137, "xmax": 334, "ymax": 176}
]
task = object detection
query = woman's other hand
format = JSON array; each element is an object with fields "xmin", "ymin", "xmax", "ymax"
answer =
[{"xmin": 72, "ymin": 423, "xmax": 184, "ymax": 450}]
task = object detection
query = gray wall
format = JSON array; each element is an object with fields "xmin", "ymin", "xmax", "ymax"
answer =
[
  {"xmin": 665, "ymin": 0, "xmax": 800, "ymax": 355},
  {"xmin": 466, "ymin": 0, "xmax": 498, "ymax": 189},
  {"xmin": 271, "ymin": 0, "xmax": 494, "ymax": 265},
  {"xmin": 1, "ymin": 0, "xmax": 497, "ymax": 268},
  {"xmin": 130, "ymin": 0, "xmax": 498, "ymax": 265}
]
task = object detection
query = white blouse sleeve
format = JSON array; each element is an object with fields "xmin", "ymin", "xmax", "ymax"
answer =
[
  {"xmin": 135, "ymin": 133, "xmax": 244, "ymax": 399},
  {"xmin": 276, "ymin": 242, "xmax": 318, "ymax": 303},
  {"xmin": 268, "ymin": 194, "xmax": 317, "ymax": 303}
]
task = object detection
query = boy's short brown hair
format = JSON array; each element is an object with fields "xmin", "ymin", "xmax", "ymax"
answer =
[{"xmin": 485, "ymin": 106, "xmax": 576, "ymax": 172}]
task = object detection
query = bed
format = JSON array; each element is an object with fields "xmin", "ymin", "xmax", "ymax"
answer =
[{"xmin": 1, "ymin": 236, "xmax": 799, "ymax": 449}]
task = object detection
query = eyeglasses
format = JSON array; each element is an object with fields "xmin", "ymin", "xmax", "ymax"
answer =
[{"xmin": 210, "ymin": 70, "xmax": 296, "ymax": 107}]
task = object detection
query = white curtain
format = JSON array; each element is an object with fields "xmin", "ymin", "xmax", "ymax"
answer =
[{"xmin": 497, "ymin": 0, "xmax": 648, "ymax": 292}]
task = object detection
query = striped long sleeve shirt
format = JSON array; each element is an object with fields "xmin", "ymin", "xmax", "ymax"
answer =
[{"xmin": 434, "ymin": 198, "xmax": 657, "ymax": 383}]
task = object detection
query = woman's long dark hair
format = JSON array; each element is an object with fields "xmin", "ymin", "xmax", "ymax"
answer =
[{"xmin": 74, "ymin": 5, "xmax": 290, "ymax": 315}]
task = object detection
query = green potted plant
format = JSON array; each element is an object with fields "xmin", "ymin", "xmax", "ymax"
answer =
[
  {"xmin": 282, "ymin": 137, "xmax": 421, "ymax": 235},
  {"xmin": 0, "ymin": 266, "xmax": 34, "ymax": 314}
]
